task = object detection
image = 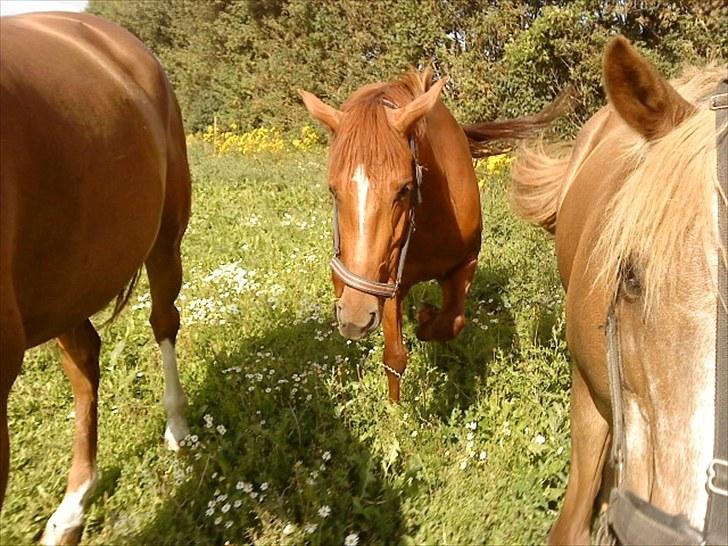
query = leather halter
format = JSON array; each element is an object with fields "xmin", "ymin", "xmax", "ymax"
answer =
[
  {"xmin": 330, "ymin": 98, "xmax": 423, "ymax": 299},
  {"xmin": 601, "ymin": 79, "xmax": 728, "ymax": 546}
]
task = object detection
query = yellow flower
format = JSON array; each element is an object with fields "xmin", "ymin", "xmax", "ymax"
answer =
[{"xmin": 485, "ymin": 154, "xmax": 513, "ymax": 174}]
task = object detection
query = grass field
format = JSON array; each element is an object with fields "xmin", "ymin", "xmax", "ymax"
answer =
[{"xmin": 2, "ymin": 145, "xmax": 571, "ymax": 545}]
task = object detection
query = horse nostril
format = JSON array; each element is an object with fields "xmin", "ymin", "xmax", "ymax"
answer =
[{"xmin": 366, "ymin": 311, "xmax": 378, "ymax": 330}]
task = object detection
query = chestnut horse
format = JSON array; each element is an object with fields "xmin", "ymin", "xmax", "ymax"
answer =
[
  {"xmin": 301, "ymin": 68, "xmax": 565, "ymax": 401},
  {"xmin": 512, "ymin": 37, "xmax": 726, "ymax": 544},
  {"xmin": 0, "ymin": 13, "xmax": 191, "ymax": 544}
]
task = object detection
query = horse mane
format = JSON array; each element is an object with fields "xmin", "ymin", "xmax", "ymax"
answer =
[
  {"xmin": 509, "ymin": 139, "xmax": 572, "ymax": 233},
  {"xmin": 328, "ymin": 70, "xmax": 427, "ymax": 183},
  {"xmin": 593, "ymin": 64, "xmax": 727, "ymax": 314},
  {"xmin": 512, "ymin": 64, "xmax": 727, "ymax": 314}
]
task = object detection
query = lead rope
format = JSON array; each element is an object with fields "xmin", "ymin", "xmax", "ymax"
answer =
[
  {"xmin": 596, "ymin": 299, "xmax": 624, "ymax": 546},
  {"xmin": 384, "ymin": 134, "xmax": 423, "ymax": 383},
  {"xmin": 704, "ymin": 77, "xmax": 728, "ymax": 546}
]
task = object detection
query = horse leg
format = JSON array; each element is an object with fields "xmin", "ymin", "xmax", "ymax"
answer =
[
  {"xmin": 41, "ymin": 320, "xmax": 100, "ymax": 546},
  {"xmin": 145, "ymin": 162, "xmax": 190, "ymax": 450},
  {"xmin": 416, "ymin": 254, "xmax": 477, "ymax": 342},
  {"xmin": 382, "ymin": 294, "xmax": 407, "ymax": 402},
  {"xmin": 549, "ymin": 365, "xmax": 610, "ymax": 545},
  {"xmin": 0, "ymin": 286, "xmax": 24, "ymax": 509}
]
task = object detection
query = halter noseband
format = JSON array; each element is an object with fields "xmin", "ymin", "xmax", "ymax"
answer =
[{"xmin": 330, "ymin": 97, "xmax": 423, "ymax": 299}]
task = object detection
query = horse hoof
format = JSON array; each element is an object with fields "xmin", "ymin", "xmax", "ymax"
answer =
[
  {"xmin": 41, "ymin": 519, "xmax": 83, "ymax": 546},
  {"xmin": 164, "ymin": 420, "xmax": 190, "ymax": 452}
]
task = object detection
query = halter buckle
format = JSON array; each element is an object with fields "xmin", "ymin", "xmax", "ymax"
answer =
[
  {"xmin": 709, "ymin": 92, "xmax": 728, "ymax": 110},
  {"xmin": 707, "ymin": 458, "xmax": 728, "ymax": 496}
]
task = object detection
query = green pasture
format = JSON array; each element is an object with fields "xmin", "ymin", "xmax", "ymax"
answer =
[{"xmin": 2, "ymin": 146, "xmax": 570, "ymax": 545}]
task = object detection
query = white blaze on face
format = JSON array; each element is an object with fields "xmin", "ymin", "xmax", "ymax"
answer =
[{"xmin": 352, "ymin": 164, "xmax": 369, "ymax": 237}]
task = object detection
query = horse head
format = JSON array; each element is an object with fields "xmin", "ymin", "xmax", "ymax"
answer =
[{"xmin": 300, "ymin": 78, "xmax": 445, "ymax": 340}]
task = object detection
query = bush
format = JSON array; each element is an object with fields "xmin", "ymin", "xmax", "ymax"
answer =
[{"xmin": 89, "ymin": 0, "xmax": 727, "ymax": 135}]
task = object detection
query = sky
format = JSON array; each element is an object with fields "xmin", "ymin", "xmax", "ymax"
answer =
[{"xmin": 0, "ymin": 0, "xmax": 88, "ymax": 17}]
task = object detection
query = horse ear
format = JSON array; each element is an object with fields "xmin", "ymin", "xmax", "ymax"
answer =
[
  {"xmin": 298, "ymin": 89, "xmax": 342, "ymax": 133},
  {"xmin": 387, "ymin": 77, "xmax": 447, "ymax": 135},
  {"xmin": 603, "ymin": 36, "xmax": 694, "ymax": 140},
  {"xmin": 420, "ymin": 65, "xmax": 434, "ymax": 91}
]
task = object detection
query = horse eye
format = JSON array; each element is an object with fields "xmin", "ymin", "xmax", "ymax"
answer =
[
  {"xmin": 620, "ymin": 260, "xmax": 641, "ymax": 300},
  {"xmin": 396, "ymin": 183, "xmax": 413, "ymax": 201}
]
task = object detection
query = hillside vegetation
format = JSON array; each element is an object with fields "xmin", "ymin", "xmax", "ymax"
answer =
[{"xmin": 89, "ymin": 0, "xmax": 726, "ymax": 132}]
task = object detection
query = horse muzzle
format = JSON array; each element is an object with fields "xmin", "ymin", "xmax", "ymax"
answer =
[{"xmin": 335, "ymin": 297, "xmax": 381, "ymax": 340}]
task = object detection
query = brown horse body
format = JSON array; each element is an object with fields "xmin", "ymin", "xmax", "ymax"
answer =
[
  {"xmin": 512, "ymin": 37, "xmax": 726, "ymax": 544},
  {"xmin": 302, "ymin": 69, "xmax": 565, "ymax": 401},
  {"xmin": 0, "ymin": 13, "xmax": 191, "ymax": 544}
]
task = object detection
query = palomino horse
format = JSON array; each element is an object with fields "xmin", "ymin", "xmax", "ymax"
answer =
[
  {"xmin": 512, "ymin": 37, "xmax": 726, "ymax": 544},
  {"xmin": 301, "ymin": 68, "xmax": 566, "ymax": 401},
  {"xmin": 0, "ymin": 13, "xmax": 191, "ymax": 544}
]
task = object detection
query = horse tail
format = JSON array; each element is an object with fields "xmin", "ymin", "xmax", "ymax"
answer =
[
  {"xmin": 103, "ymin": 268, "xmax": 142, "ymax": 326},
  {"xmin": 510, "ymin": 140, "xmax": 572, "ymax": 234},
  {"xmin": 461, "ymin": 88, "xmax": 572, "ymax": 158}
]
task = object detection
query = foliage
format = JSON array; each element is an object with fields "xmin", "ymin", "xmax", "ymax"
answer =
[
  {"xmin": 3, "ymin": 148, "xmax": 569, "ymax": 545},
  {"xmin": 87, "ymin": 0, "xmax": 727, "ymax": 133},
  {"xmin": 187, "ymin": 124, "xmax": 322, "ymax": 156}
]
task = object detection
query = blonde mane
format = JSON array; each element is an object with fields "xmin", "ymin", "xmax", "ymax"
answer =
[
  {"xmin": 328, "ymin": 71, "xmax": 426, "ymax": 183},
  {"xmin": 593, "ymin": 65, "xmax": 727, "ymax": 314},
  {"xmin": 512, "ymin": 65, "xmax": 727, "ymax": 314}
]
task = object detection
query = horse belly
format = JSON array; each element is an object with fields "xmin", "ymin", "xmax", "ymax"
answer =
[
  {"xmin": 13, "ymin": 157, "xmax": 165, "ymax": 348},
  {"xmin": 1, "ymin": 19, "xmax": 169, "ymax": 347}
]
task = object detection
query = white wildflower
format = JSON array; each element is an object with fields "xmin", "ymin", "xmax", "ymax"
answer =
[
  {"xmin": 344, "ymin": 533, "xmax": 359, "ymax": 546},
  {"xmin": 318, "ymin": 505, "xmax": 332, "ymax": 518}
]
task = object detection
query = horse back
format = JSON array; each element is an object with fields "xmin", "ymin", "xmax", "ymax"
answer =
[{"xmin": 0, "ymin": 12, "xmax": 188, "ymax": 348}]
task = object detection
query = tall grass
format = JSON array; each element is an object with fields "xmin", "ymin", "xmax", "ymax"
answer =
[{"xmin": 2, "ymin": 146, "xmax": 569, "ymax": 545}]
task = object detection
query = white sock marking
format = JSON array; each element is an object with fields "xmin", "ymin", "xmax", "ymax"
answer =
[
  {"xmin": 160, "ymin": 339, "xmax": 189, "ymax": 450},
  {"xmin": 42, "ymin": 475, "xmax": 97, "ymax": 545}
]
